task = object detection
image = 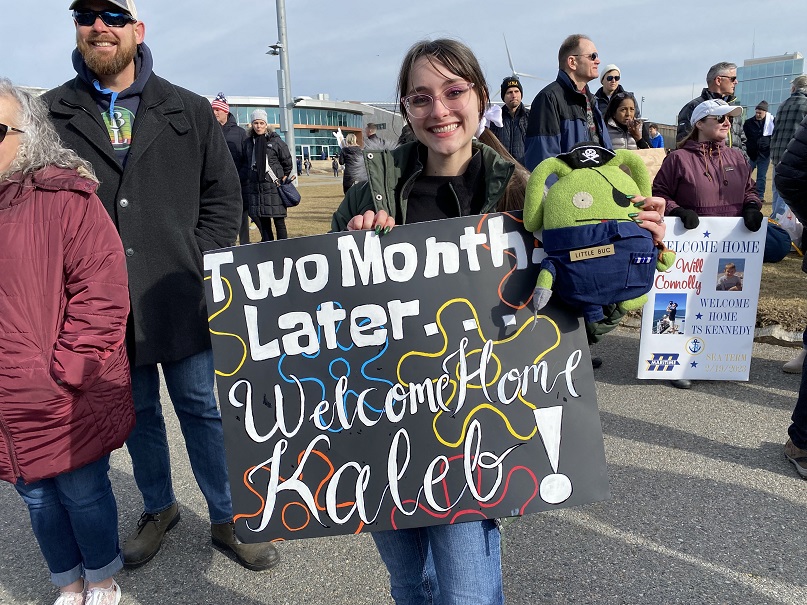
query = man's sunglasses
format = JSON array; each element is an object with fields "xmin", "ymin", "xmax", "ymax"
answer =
[
  {"xmin": 572, "ymin": 52, "xmax": 599, "ymax": 61},
  {"xmin": 605, "ymin": 75, "xmax": 621, "ymax": 82},
  {"xmin": 719, "ymin": 75, "xmax": 738, "ymax": 82},
  {"xmin": 0, "ymin": 123, "xmax": 24, "ymax": 144},
  {"xmin": 73, "ymin": 9, "xmax": 136, "ymax": 27}
]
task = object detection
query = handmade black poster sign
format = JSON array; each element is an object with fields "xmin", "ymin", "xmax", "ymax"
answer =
[{"xmin": 204, "ymin": 211, "xmax": 609, "ymax": 543}]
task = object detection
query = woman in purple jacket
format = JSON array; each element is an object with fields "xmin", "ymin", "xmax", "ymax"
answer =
[
  {"xmin": 654, "ymin": 99, "xmax": 763, "ymax": 230},
  {"xmin": 653, "ymin": 99, "xmax": 764, "ymax": 390}
]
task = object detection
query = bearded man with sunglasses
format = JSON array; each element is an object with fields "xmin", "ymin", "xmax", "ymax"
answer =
[
  {"xmin": 43, "ymin": 0, "xmax": 280, "ymax": 573},
  {"xmin": 676, "ymin": 62, "xmax": 747, "ymax": 159}
]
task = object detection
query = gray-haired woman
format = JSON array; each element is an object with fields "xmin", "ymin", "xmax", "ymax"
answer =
[{"xmin": 0, "ymin": 79, "xmax": 134, "ymax": 605}]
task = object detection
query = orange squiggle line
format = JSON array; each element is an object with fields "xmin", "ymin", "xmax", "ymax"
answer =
[{"xmin": 475, "ymin": 213, "xmax": 538, "ymax": 310}]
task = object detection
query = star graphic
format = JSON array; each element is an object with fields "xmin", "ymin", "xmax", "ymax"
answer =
[
  {"xmin": 690, "ymin": 361, "xmax": 698, "ymax": 368},
  {"xmin": 702, "ymin": 230, "xmax": 711, "ymax": 238},
  {"xmin": 695, "ymin": 312, "xmax": 703, "ymax": 320}
]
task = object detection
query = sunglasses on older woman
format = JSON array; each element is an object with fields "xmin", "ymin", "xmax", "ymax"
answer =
[
  {"xmin": 0, "ymin": 123, "xmax": 24, "ymax": 144},
  {"xmin": 705, "ymin": 114, "xmax": 730, "ymax": 124}
]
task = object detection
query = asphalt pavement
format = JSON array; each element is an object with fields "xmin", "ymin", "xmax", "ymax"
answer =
[{"xmin": 1, "ymin": 327, "xmax": 805, "ymax": 605}]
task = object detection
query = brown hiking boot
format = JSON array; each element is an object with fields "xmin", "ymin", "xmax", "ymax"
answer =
[
  {"xmin": 211, "ymin": 522, "xmax": 280, "ymax": 571},
  {"xmin": 785, "ymin": 439, "xmax": 807, "ymax": 479},
  {"xmin": 122, "ymin": 502, "xmax": 180, "ymax": 568}
]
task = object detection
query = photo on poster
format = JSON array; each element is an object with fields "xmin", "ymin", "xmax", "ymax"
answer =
[
  {"xmin": 715, "ymin": 258, "xmax": 745, "ymax": 292},
  {"xmin": 652, "ymin": 293, "xmax": 687, "ymax": 335}
]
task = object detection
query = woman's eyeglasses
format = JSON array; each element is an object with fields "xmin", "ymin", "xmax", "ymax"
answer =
[
  {"xmin": 72, "ymin": 10, "xmax": 137, "ymax": 27},
  {"xmin": 705, "ymin": 114, "xmax": 730, "ymax": 124},
  {"xmin": 572, "ymin": 52, "xmax": 599, "ymax": 61},
  {"xmin": 402, "ymin": 83, "xmax": 475, "ymax": 119},
  {"xmin": 0, "ymin": 123, "xmax": 24, "ymax": 144},
  {"xmin": 605, "ymin": 75, "xmax": 620, "ymax": 82}
]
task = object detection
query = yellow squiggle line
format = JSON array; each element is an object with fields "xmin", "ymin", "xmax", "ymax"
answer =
[
  {"xmin": 204, "ymin": 275, "xmax": 249, "ymax": 377},
  {"xmin": 433, "ymin": 403, "xmax": 537, "ymax": 447},
  {"xmin": 397, "ymin": 299, "xmax": 563, "ymax": 444}
]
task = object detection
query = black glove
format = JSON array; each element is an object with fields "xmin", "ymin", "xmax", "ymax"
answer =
[
  {"xmin": 669, "ymin": 207, "xmax": 700, "ymax": 229},
  {"xmin": 742, "ymin": 203, "xmax": 764, "ymax": 232}
]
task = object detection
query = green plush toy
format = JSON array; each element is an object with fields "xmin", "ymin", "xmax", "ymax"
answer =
[{"xmin": 523, "ymin": 143, "xmax": 675, "ymax": 324}]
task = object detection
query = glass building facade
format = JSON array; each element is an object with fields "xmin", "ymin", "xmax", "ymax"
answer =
[
  {"xmin": 221, "ymin": 97, "xmax": 368, "ymax": 161},
  {"xmin": 736, "ymin": 53, "xmax": 804, "ymax": 117}
]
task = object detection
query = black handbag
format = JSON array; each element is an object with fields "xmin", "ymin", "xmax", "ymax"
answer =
[{"xmin": 266, "ymin": 165, "xmax": 301, "ymax": 208}]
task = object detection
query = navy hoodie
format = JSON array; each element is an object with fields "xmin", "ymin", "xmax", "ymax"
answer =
[{"xmin": 72, "ymin": 42, "xmax": 154, "ymax": 166}]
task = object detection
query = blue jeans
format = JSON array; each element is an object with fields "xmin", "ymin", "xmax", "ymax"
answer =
[
  {"xmin": 372, "ymin": 520, "xmax": 503, "ymax": 605},
  {"xmin": 771, "ymin": 170, "xmax": 789, "ymax": 218},
  {"xmin": 749, "ymin": 153, "xmax": 770, "ymax": 200},
  {"xmin": 128, "ymin": 348, "xmax": 232, "ymax": 524},
  {"xmin": 15, "ymin": 456, "xmax": 123, "ymax": 587},
  {"xmin": 789, "ymin": 326, "xmax": 807, "ymax": 449}
]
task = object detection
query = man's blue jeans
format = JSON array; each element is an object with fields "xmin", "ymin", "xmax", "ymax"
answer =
[
  {"xmin": 15, "ymin": 455, "xmax": 123, "ymax": 587},
  {"xmin": 128, "ymin": 348, "xmax": 233, "ymax": 524},
  {"xmin": 771, "ymin": 169, "xmax": 789, "ymax": 218},
  {"xmin": 372, "ymin": 520, "xmax": 503, "ymax": 605},
  {"xmin": 789, "ymin": 327, "xmax": 807, "ymax": 449},
  {"xmin": 750, "ymin": 153, "xmax": 770, "ymax": 200}
]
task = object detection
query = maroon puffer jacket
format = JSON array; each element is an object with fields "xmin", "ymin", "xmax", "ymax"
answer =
[{"xmin": 0, "ymin": 166, "xmax": 134, "ymax": 484}]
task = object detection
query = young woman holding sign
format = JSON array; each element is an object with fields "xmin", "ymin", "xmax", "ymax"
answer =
[{"xmin": 331, "ymin": 38, "xmax": 667, "ymax": 605}]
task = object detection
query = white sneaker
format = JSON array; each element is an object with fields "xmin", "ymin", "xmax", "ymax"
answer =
[
  {"xmin": 84, "ymin": 581, "xmax": 120, "ymax": 605},
  {"xmin": 54, "ymin": 591, "xmax": 84, "ymax": 605},
  {"xmin": 783, "ymin": 349, "xmax": 806, "ymax": 374}
]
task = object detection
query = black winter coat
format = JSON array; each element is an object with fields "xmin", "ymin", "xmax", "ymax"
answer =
[
  {"xmin": 242, "ymin": 131, "xmax": 293, "ymax": 218},
  {"xmin": 221, "ymin": 113, "xmax": 248, "ymax": 181},
  {"xmin": 44, "ymin": 73, "xmax": 242, "ymax": 366},
  {"xmin": 774, "ymin": 113, "xmax": 807, "ymax": 271}
]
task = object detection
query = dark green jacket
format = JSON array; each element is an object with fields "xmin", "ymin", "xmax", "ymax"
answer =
[{"xmin": 331, "ymin": 141, "xmax": 515, "ymax": 231}]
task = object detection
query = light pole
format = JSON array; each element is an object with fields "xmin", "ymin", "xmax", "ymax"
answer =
[{"xmin": 268, "ymin": 0, "xmax": 296, "ymax": 174}]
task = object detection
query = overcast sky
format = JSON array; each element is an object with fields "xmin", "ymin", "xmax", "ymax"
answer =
[{"xmin": 5, "ymin": 0, "xmax": 804, "ymax": 125}]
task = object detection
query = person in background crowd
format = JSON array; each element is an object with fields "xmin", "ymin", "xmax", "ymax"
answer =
[
  {"xmin": 743, "ymin": 100, "xmax": 774, "ymax": 200},
  {"xmin": 304, "ymin": 157, "xmax": 311, "ymax": 176},
  {"xmin": 604, "ymin": 91, "xmax": 649, "ymax": 150},
  {"xmin": 770, "ymin": 75, "xmax": 807, "ymax": 219},
  {"xmin": 45, "ymin": 0, "xmax": 280, "ymax": 572},
  {"xmin": 654, "ymin": 99, "xmax": 763, "ymax": 389},
  {"xmin": 775, "ymin": 112, "xmax": 807, "ymax": 471},
  {"xmin": 594, "ymin": 64, "xmax": 622, "ymax": 117},
  {"xmin": 0, "ymin": 78, "xmax": 133, "ymax": 605},
  {"xmin": 524, "ymin": 34, "xmax": 611, "ymax": 171},
  {"xmin": 676, "ymin": 62, "xmax": 746, "ymax": 157},
  {"xmin": 489, "ymin": 76, "xmax": 530, "ymax": 166},
  {"xmin": 365, "ymin": 122, "xmax": 380, "ymax": 145},
  {"xmin": 243, "ymin": 110, "xmax": 294, "ymax": 242},
  {"xmin": 648, "ymin": 123, "xmax": 664, "ymax": 148},
  {"xmin": 212, "ymin": 92, "xmax": 249, "ymax": 244},
  {"xmin": 338, "ymin": 132, "xmax": 363, "ymax": 193}
]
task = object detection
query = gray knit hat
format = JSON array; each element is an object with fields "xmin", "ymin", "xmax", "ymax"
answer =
[{"xmin": 250, "ymin": 109, "xmax": 268, "ymax": 123}]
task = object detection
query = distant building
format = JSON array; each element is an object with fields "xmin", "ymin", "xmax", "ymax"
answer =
[
  {"xmin": 22, "ymin": 84, "xmax": 405, "ymax": 160},
  {"xmin": 736, "ymin": 52, "xmax": 804, "ymax": 117}
]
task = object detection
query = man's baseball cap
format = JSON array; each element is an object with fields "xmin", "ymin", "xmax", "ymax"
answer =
[
  {"xmin": 69, "ymin": 0, "xmax": 138, "ymax": 20},
  {"xmin": 690, "ymin": 99, "xmax": 742, "ymax": 126}
]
